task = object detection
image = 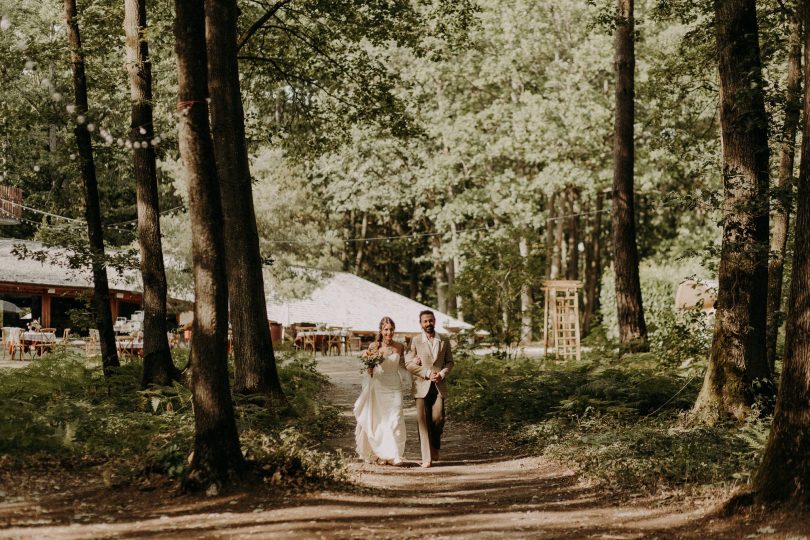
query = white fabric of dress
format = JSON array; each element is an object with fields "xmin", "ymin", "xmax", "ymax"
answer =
[{"xmin": 353, "ymin": 351, "xmax": 408, "ymax": 463}]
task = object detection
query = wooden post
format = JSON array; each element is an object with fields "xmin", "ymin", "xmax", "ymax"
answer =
[
  {"xmin": 111, "ymin": 298, "xmax": 119, "ymax": 322},
  {"xmin": 41, "ymin": 294, "xmax": 52, "ymax": 328}
]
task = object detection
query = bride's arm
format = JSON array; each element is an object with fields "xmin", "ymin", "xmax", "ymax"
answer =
[
  {"xmin": 404, "ymin": 341, "xmax": 427, "ymax": 378},
  {"xmin": 396, "ymin": 343, "xmax": 407, "ymax": 370}
]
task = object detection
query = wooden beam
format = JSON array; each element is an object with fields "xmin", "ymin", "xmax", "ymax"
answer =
[{"xmin": 41, "ymin": 294, "xmax": 52, "ymax": 327}]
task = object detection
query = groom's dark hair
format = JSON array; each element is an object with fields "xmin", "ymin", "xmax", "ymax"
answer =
[{"xmin": 419, "ymin": 310, "xmax": 434, "ymax": 320}]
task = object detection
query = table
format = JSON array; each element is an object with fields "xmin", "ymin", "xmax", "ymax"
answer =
[
  {"xmin": 294, "ymin": 330, "xmax": 349, "ymax": 355},
  {"xmin": 21, "ymin": 331, "xmax": 57, "ymax": 357},
  {"xmin": 116, "ymin": 336, "xmax": 144, "ymax": 358}
]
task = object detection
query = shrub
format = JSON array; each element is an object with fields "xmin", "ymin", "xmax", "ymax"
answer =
[
  {"xmin": 448, "ymin": 351, "xmax": 768, "ymax": 493},
  {"xmin": 0, "ymin": 349, "xmax": 347, "ymax": 488},
  {"xmin": 600, "ymin": 261, "xmax": 711, "ymax": 363}
]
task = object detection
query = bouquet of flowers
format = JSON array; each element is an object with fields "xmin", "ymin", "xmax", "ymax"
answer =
[
  {"xmin": 360, "ymin": 345, "xmax": 385, "ymax": 374},
  {"xmin": 27, "ymin": 319, "xmax": 41, "ymax": 332}
]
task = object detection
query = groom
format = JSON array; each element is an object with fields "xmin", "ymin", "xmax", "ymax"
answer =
[{"xmin": 405, "ymin": 310, "xmax": 454, "ymax": 468}]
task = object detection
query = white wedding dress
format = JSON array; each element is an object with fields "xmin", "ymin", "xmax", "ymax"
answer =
[{"xmin": 353, "ymin": 351, "xmax": 408, "ymax": 463}]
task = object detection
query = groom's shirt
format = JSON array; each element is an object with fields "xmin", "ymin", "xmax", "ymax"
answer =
[{"xmin": 422, "ymin": 332, "xmax": 441, "ymax": 379}]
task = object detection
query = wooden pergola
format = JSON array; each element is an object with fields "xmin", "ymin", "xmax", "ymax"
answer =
[{"xmin": 541, "ymin": 279, "xmax": 583, "ymax": 360}]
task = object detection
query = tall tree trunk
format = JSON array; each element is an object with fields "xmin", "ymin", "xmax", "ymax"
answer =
[
  {"xmin": 125, "ymin": 0, "xmax": 178, "ymax": 387},
  {"xmin": 341, "ymin": 211, "xmax": 351, "ymax": 271},
  {"xmin": 409, "ymin": 258, "xmax": 419, "ymax": 300},
  {"xmin": 519, "ymin": 235, "xmax": 533, "ymax": 344},
  {"xmin": 753, "ymin": 1, "xmax": 810, "ymax": 499},
  {"xmin": 545, "ymin": 193, "xmax": 557, "ymax": 280},
  {"xmin": 63, "ymin": 0, "xmax": 119, "ymax": 374},
  {"xmin": 354, "ymin": 212, "xmax": 368, "ymax": 274},
  {"xmin": 611, "ymin": 0, "xmax": 648, "ymax": 351},
  {"xmin": 174, "ymin": 0, "xmax": 244, "ymax": 489},
  {"xmin": 767, "ymin": 9, "xmax": 803, "ymax": 370},
  {"xmin": 205, "ymin": 0, "xmax": 284, "ymax": 400},
  {"xmin": 46, "ymin": 61, "xmax": 66, "ymax": 216},
  {"xmin": 445, "ymin": 259, "xmax": 457, "ymax": 317},
  {"xmin": 565, "ymin": 185, "xmax": 580, "ymax": 280},
  {"xmin": 583, "ymin": 191, "xmax": 605, "ymax": 336},
  {"xmin": 432, "ymin": 235, "xmax": 448, "ymax": 313},
  {"xmin": 551, "ymin": 194, "xmax": 563, "ymax": 280},
  {"xmin": 694, "ymin": 0, "xmax": 773, "ymax": 420},
  {"xmin": 450, "ymin": 221, "xmax": 464, "ymax": 321}
]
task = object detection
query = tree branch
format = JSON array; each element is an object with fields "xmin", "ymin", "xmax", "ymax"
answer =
[{"xmin": 237, "ymin": 0, "xmax": 294, "ymax": 51}]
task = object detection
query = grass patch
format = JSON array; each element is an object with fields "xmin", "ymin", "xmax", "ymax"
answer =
[
  {"xmin": 0, "ymin": 349, "xmax": 347, "ymax": 487},
  {"xmin": 448, "ymin": 349, "xmax": 769, "ymax": 493}
]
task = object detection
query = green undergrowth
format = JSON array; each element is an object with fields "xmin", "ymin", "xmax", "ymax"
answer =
[
  {"xmin": 0, "ymin": 349, "xmax": 347, "ymax": 488},
  {"xmin": 448, "ymin": 349, "xmax": 769, "ymax": 494}
]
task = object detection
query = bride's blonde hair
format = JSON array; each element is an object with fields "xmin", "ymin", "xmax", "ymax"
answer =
[{"xmin": 375, "ymin": 316, "xmax": 396, "ymax": 347}]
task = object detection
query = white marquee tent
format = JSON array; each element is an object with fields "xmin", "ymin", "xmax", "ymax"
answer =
[{"xmin": 266, "ymin": 270, "xmax": 472, "ymax": 335}]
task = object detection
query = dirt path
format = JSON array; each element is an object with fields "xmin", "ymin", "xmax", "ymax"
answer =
[{"xmin": 0, "ymin": 356, "xmax": 805, "ymax": 539}]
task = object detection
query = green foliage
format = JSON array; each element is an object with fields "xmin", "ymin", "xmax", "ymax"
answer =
[
  {"xmin": 0, "ymin": 349, "xmax": 347, "ymax": 487},
  {"xmin": 600, "ymin": 262, "xmax": 711, "ymax": 362},
  {"xmin": 448, "ymin": 350, "xmax": 769, "ymax": 492},
  {"xmin": 448, "ymin": 352, "xmax": 697, "ymax": 425},
  {"xmin": 522, "ymin": 413, "xmax": 768, "ymax": 492},
  {"xmin": 453, "ymin": 230, "xmax": 545, "ymax": 346}
]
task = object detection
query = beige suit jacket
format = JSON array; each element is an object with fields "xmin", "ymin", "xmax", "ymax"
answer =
[{"xmin": 405, "ymin": 333, "xmax": 454, "ymax": 399}]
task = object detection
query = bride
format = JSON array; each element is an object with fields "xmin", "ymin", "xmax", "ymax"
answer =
[{"xmin": 353, "ymin": 316, "xmax": 408, "ymax": 465}]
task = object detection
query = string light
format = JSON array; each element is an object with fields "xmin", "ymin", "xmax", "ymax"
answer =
[
  {"xmin": 0, "ymin": 196, "xmax": 179, "ymax": 234},
  {"xmin": 265, "ymin": 208, "xmax": 612, "ymax": 246}
]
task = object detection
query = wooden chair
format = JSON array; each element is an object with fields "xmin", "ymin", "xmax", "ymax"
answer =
[
  {"xmin": 299, "ymin": 333, "xmax": 316, "ymax": 355},
  {"xmin": 325, "ymin": 334, "xmax": 342, "ymax": 356},
  {"xmin": 86, "ymin": 329, "xmax": 101, "ymax": 356},
  {"xmin": 40, "ymin": 327, "xmax": 56, "ymax": 334},
  {"xmin": 346, "ymin": 333, "xmax": 362, "ymax": 354},
  {"xmin": 3, "ymin": 327, "xmax": 25, "ymax": 360},
  {"xmin": 116, "ymin": 335, "xmax": 135, "ymax": 360}
]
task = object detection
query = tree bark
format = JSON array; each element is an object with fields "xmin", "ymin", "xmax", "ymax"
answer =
[
  {"xmin": 205, "ymin": 0, "xmax": 284, "ymax": 400},
  {"xmin": 445, "ymin": 259, "xmax": 457, "ymax": 317},
  {"xmin": 611, "ymin": 0, "xmax": 648, "ymax": 352},
  {"xmin": 545, "ymin": 193, "xmax": 557, "ymax": 280},
  {"xmin": 432, "ymin": 235, "xmax": 448, "ymax": 313},
  {"xmin": 551, "ymin": 194, "xmax": 563, "ymax": 280},
  {"xmin": 450, "ymin": 221, "xmax": 464, "ymax": 321},
  {"xmin": 64, "ymin": 0, "xmax": 119, "ymax": 375},
  {"xmin": 767, "ymin": 8, "xmax": 802, "ymax": 370},
  {"xmin": 583, "ymin": 191, "xmax": 605, "ymax": 336},
  {"xmin": 173, "ymin": 0, "xmax": 245, "ymax": 489},
  {"xmin": 354, "ymin": 212, "xmax": 368, "ymax": 274},
  {"xmin": 125, "ymin": 0, "xmax": 178, "ymax": 387},
  {"xmin": 519, "ymin": 235, "xmax": 533, "ymax": 344},
  {"xmin": 694, "ymin": 0, "xmax": 773, "ymax": 420},
  {"xmin": 565, "ymin": 185, "xmax": 580, "ymax": 280},
  {"xmin": 753, "ymin": 0, "xmax": 810, "ymax": 500}
]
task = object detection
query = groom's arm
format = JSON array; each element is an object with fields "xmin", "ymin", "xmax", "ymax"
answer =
[
  {"xmin": 438, "ymin": 339, "xmax": 454, "ymax": 380},
  {"xmin": 404, "ymin": 341, "xmax": 429, "ymax": 379}
]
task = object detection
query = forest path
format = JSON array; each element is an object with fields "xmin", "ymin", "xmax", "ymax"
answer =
[{"xmin": 0, "ymin": 356, "xmax": 795, "ymax": 539}]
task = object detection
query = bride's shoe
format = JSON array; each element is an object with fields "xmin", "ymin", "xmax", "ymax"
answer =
[
  {"xmin": 392, "ymin": 458, "xmax": 403, "ymax": 467},
  {"xmin": 420, "ymin": 461, "xmax": 432, "ymax": 468}
]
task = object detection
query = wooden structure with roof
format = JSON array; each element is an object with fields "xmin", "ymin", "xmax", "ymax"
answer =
[
  {"xmin": 542, "ymin": 279, "xmax": 582, "ymax": 360},
  {"xmin": 1, "ymin": 238, "xmax": 190, "ymax": 331}
]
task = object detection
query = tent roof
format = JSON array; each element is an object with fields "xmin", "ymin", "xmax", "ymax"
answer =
[{"xmin": 267, "ymin": 270, "xmax": 472, "ymax": 334}]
